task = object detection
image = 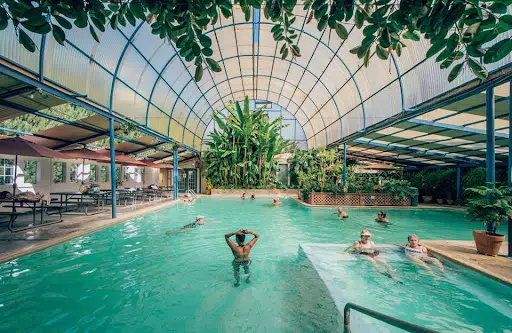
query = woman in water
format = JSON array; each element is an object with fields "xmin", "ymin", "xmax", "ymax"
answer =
[
  {"xmin": 336, "ymin": 206, "xmax": 349, "ymax": 219},
  {"xmin": 241, "ymin": 193, "xmax": 247, "ymax": 200},
  {"xmin": 251, "ymin": 194, "xmax": 255, "ymax": 200},
  {"xmin": 375, "ymin": 211, "xmax": 390, "ymax": 224},
  {"xmin": 273, "ymin": 198, "xmax": 280, "ymax": 206},
  {"xmin": 166, "ymin": 216, "xmax": 206, "ymax": 234},
  {"xmin": 401, "ymin": 234, "xmax": 444, "ymax": 274},
  {"xmin": 225, "ymin": 229, "xmax": 260, "ymax": 286},
  {"xmin": 343, "ymin": 230, "xmax": 398, "ymax": 281}
]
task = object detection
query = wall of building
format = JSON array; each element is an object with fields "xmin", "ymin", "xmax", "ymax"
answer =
[{"xmin": 0, "ymin": 154, "xmax": 159, "ymax": 195}]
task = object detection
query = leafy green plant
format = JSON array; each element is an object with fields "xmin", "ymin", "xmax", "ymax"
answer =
[
  {"xmin": 465, "ymin": 184, "xmax": 512, "ymax": 234},
  {"xmin": 203, "ymin": 97, "xmax": 290, "ymax": 187},
  {"xmin": 382, "ymin": 179, "xmax": 419, "ymax": 200},
  {"xmin": 2, "ymin": 0, "xmax": 510, "ymax": 83}
]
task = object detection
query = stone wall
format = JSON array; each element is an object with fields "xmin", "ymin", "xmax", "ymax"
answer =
[
  {"xmin": 303, "ymin": 192, "xmax": 411, "ymax": 206},
  {"xmin": 210, "ymin": 189, "xmax": 299, "ymax": 197}
]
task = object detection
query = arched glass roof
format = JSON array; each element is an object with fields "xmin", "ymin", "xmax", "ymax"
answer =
[{"xmin": 1, "ymin": 4, "xmax": 511, "ymax": 152}]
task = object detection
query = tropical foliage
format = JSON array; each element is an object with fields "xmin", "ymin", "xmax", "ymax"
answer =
[
  {"xmin": 382, "ymin": 179, "xmax": 418, "ymax": 200},
  {"xmin": 203, "ymin": 97, "xmax": 290, "ymax": 187},
  {"xmin": 2, "ymin": 0, "xmax": 511, "ymax": 83},
  {"xmin": 465, "ymin": 184, "xmax": 512, "ymax": 233}
]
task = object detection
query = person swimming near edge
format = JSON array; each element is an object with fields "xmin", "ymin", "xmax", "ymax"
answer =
[
  {"xmin": 336, "ymin": 206, "xmax": 349, "ymax": 219},
  {"xmin": 251, "ymin": 194, "xmax": 255, "ymax": 200},
  {"xmin": 225, "ymin": 229, "xmax": 260, "ymax": 286},
  {"xmin": 183, "ymin": 193, "xmax": 194, "ymax": 202},
  {"xmin": 376, "ymin": 211, "xmax": 391, "ymax": 224},
  {"xmin": 400, "ymin": 234, "xmax": 445, "ymax": 274},
  {"xmin": 273, "ymin": 198, "xmax": 280, "ymax": 206},
  {"xmin": 241, "ymin": 193, "xmax": 247, "ymax": 200},
  {"xmin": 166, "ymin": 216, "xmax": 205, "ymax": 234},
  {"xmin": 342, "ymin": 230, "xmax": 399, "ymax": 282}
]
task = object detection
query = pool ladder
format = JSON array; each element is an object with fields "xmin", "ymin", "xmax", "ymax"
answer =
[
  {"xmin": 186, "ymin": 189, "xmax": 197, "ymax": 197},
  {"xmin": 343, "ymin": 302, "xmax": 440, "ymax": 333}
]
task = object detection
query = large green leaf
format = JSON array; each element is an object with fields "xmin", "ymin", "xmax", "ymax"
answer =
[
  {"xmin": 52, "ymin": 25, "xmax": 66, "ymax": 45},
  {"xmin": 467, "ymin": 57, "xmax": 488, "ymax": 80},
  {"xmin": 18, "ymin": 28, "xmax": 36, "ymax": 52},
  {"xmin": 448, "ymin": 62, "xmax": 464, "ymax": 82},
  {"xmin": 0, "ymin": 7, "xmax": 8, "ymax": 31},
  {"xmin": 335, "ymin": 23, "xmax": 348, "ymax": 39},
  {"xmin": 205, "ymin": 58, "xmax": 222, "ymax": 72},
  {"xmin": 54, "ymin": 15, "xmax": 72, "ymax": 30},
  {"xmin": 483, "ymin": 38, "xmax": 512, "ymax": 64}
]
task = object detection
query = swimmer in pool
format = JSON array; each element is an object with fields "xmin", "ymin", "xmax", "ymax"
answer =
[
  {"xmin": 401, "ymin": 234, "xmax": 444, "ymax": 274},
  {"xmin": 273, "ymin": 198, "xmax": 280, "ymax": 206},
  {"xmin": 166, "ymin": 216, "xmax": 206, "ymax": 234},
  {"xmin": 376, "ymin": 211, "xmax": 391, "ymax": 224},
  {"xmin": 241, "ymin": 192, "xmax": 247, "ymax": 200},
  {"xmin": 251, "ymin": 194, "xmax": 255, "ymax": 200},
  {"xmin": 183, "ymin": 193, "xmax": 194, "ymax": 202},
  {"xmin": 336, "ymin": 206, "xmax": 349, "ymax": 219},
  {"xmin": 343, "ymin": 230, "xmax": 398, "ymax": 281},
  {"xmin": 225, "ymin": 229, "xmax": 260, "ymax": 286}
]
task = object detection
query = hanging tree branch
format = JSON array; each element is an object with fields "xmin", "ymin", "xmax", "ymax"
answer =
[{"xmin": 1, "ymin": 0, "xmax": 511, "ymax": 83}]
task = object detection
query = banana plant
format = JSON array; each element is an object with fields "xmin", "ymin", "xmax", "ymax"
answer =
[{"xmin": 203, "ymin": 96, "xmax": 290, "ymax": 188}]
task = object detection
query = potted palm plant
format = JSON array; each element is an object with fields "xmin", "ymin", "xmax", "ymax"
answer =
[
  {"xmin": 206, "ymin": 179, "xmax": 213, "ymax": 195},
  {"xmin": 465, "ymin": 185, "xmax": 512, "ymax": 256}
]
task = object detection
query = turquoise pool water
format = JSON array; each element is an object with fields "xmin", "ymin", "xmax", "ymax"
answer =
[{"xmin": 0, "ymin": 198, "xmax": 510, "ymax": 332}]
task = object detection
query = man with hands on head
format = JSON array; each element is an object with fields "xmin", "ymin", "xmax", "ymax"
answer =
[{"xmin": 225, "ymin": 229, "xmax": 260, "ymax": 286}]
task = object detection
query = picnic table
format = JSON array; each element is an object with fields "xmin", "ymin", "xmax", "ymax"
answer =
[
  {"xmin": 0, "ymin": 198, "xmax": 63, "ymax": 232},
  {"xmin": 50, "ymin": 191, "xmax": 109, "ymax": 215}
]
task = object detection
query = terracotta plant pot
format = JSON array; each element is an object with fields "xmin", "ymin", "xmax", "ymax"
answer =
[
  {"xmin": 472, "ymin": 230, "xmax": 505, "ymax": 256},
  {"xmin": 436, "ymin": 198, "xmax": 445, "ymax": 205},
  {"xmin": 446, "ymin": 199, "xmax": 454, "ymax": 205},
  {"xmin": 422, "ymin": 195, "xmax": 433, "ymax": 203},
  {"xmin": 206, "ymin": 189, "xmax": 211, "ymax": 195}
]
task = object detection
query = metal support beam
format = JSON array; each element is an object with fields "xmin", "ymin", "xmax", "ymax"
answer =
[
  {"xmin": 456, "ymin": 167, "xmax": 461, "ymax": 202},
  {"xmin": 486, "ymin": 87, "xmax": 495, "ymax": 187},
  {"xmin": 408, "ymin": 118, "xmax": 508, "ymax": 139},
  {"xmin": 173, "ymin": 148, "xmax": 179, "ymax": 200},
  {"xmin": 508, "ymin": 81, "xmax": 512, "ymax": 257},
  {"xmin": 0, "ymin": 86, "xmax": 34, "ymax": 100},
  {"xmin": 343, "ymin": 144, "xmax": 347, "ymax": 187},
  {"xmin": 109, "ymin": 118, "xmax": 117, "ymax": 218},
  {"xmin": 353, "ymin": 139, "xmax": 486, "ymax": 165}
]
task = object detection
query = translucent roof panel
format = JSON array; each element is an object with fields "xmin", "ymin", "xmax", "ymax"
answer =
[{"xmin": 0, "ymin": 4, "xmax": 511, "ymax": 152}]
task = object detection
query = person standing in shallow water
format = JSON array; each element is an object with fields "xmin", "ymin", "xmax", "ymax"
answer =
[{"xmin": 225, "ymin": 229, "xmax": 260, "ymax": 286}]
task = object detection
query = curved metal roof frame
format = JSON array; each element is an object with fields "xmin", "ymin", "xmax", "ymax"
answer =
[{"xmin": 1, "ymin": 5, "xmax": 511, "ymax": 152}]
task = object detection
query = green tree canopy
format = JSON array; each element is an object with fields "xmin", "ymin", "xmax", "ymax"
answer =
[{"xmin": 1, "ymin": 0, "xmax": 510, "ymax": 83}]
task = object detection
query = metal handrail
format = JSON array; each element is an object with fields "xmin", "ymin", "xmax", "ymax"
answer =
[{"xmin": 343, "ymin": 302, "xmax": 439, "ymax": 333}]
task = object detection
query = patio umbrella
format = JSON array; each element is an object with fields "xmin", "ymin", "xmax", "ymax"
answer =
[
  {"xmin": 95, "ymin": 149, "xmax": 147, "ymax": 167},
  {"xmin": 60, "ymin": 148, "xmax": 110, "ymax": 183},
  {"xmin": 0, "ymin": 136, "xmax": 73, "ymax": 195},
  {"xmin": 141, "ymin": 160, "xmax": 173, "ymax": 168}
]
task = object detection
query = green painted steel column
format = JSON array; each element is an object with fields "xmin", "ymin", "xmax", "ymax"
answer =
[
  {"xmin": 343, "ymin": 144, "xmax": 347, "ymax": 187},
  {"xmin": 508, "ymin": 82, "xmax": 511, "ymax": 257},
  {"xmin": 109, "ymin": 118, "xmax": 117, "ymax": 218},
  {"xmin": 173, "ymin": 147, "xmax": 179, "ymax": 200},
  {"xmin": 456, "ymin": 167, "xmax": 461, "ymax": 202},
  {"xmin": 486, "ymin": 87, "xmax": 495, "ymax": 187}
]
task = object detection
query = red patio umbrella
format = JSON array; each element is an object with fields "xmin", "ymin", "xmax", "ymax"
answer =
[
  {"xmin": 95, "ymin": 149, "xmax": 147, "ymax": 167},
  {"xmin": 0, "ymin": 137, "xmax": 73, "ymax": 194},
  {"xmin": 60, "ymin": 148, "xmax": 111, "ymax": 183}
]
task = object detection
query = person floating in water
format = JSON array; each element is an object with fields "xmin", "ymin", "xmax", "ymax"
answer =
[
  {"xmin": 251, "ymin": 194, "xmax": 255, "ymax": 200},
  {"xmin": 183, "ymin": 193, "xmax": 194, "ymax": 202},
  {"xmin": 273, "ymin": 198, "xmax": 280, "ymax": 206},
  {"xmin": 343, "ymin": 230, "xmax": 399, "ymax": 282},
  {"xmin": 166, "ymin": 216, "xmax": 205, "ymax": 234},
  {"xmin": 225, "ymin": 229, "xmax": 260, "ymax": 286},
  {"xmin": 400, "ymin": 234, "xmax": 444, "ymax": 274},
  {"xmin": 241, "ymin": 193, "xmax": 247, "ymax": 200},
  {"xmin": 336, "ymin": 206, "xmax": 348, "ymax": 219},
  {"xmin": 375, "ymin": 211, "xmax": 391, "ymax": 224}
]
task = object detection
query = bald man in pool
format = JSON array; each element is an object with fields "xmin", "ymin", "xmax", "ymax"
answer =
[{"xmin": 225, "ymin": 229, "xmax": 260, "ymax": 286}]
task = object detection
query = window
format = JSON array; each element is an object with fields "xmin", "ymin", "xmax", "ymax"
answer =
[
  {"xmin": 69, "ymin": 163, "xmax": 79, "ymax": 183},
  {"xmin": 0, "ymin": 158, "xmax": 14, "ymax": 185},
  {"xmin": 23, "ymin": 160, "xmax": 37, "ymax": 184},
  {"xmin": 53, "ymin": 162, "xmax": 65, "ymax": 183},
  {"xmin": 89, "ymin": 165, "xmax": 97, "ymax": 182},
  {"xmin": 100, "ymin": 166, "xmax": 108, "ymax": 182},
  {"xmin": 140, "ymin": 168, "xmax": 145, "ymax": 184},
  {"xmin": 123, "ymin": 166, "xmax": 129, "ymax": 181},
  {"xmin": 115, "ymin": 166, "xmax": 121, "ymax": 184}
]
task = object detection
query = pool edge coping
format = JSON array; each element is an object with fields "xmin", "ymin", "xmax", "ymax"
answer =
[
  {"xmin": 425, "ymin": 245, "xmax": 512, "ymax": 286},
  {"xmin": 0, "ymin": 200, "xmax": 180, "ymax": 264}
]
